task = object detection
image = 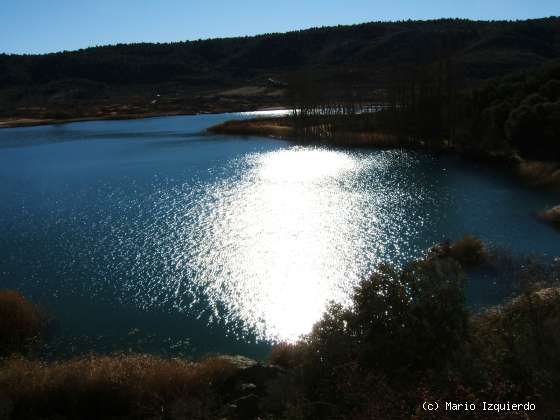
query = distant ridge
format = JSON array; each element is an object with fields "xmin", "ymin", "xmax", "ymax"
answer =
[{"xmin": 1, "ymin": 17, "xmax": 559, "ymax": 119}]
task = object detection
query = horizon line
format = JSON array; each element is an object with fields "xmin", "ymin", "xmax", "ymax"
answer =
[{"xmin": 2, "ymin": 15, "xmax": 558, "ymax": 57}]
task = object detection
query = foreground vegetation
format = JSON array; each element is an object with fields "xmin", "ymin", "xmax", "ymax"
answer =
[
  {"xmin": 267, "ymin": 239, "xmax": 560, "ymax": 419},
  {"xmin": 0, "ymin": 354, "xmax": 241, "ymax": 419},
  {"xmin": 1, "ymin": 237, "xmax": 559, "ymax": 419},
  {"xmin": 0, "ymin": 290, "xmax": 48, "ymax": 357}
]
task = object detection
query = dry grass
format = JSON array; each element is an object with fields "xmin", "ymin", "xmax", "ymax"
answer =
[
  {"xmin": 207, "ymin": 118, "xmax": 404, "ymax": 148},
  {"xmin": 0, "ymin": 290, "xmax": 46, "ymax": 356},
  {"xmin": 207, "ymin": 118, "xmax": 294, "ymax": 138},
  {"xmin": 517, "ymin": 160, "xmax": 560, "ymax": 189},
  {"xmin": 219, "ymin": 86, "xmax": 268, "ymax": 97},
  {"xmin": 0, "ymin": 354, "xmax": 238, "ymax": 419},
  {"xmin": 0, "ymin": 118, "xmax": 56, "ymax": 128}
]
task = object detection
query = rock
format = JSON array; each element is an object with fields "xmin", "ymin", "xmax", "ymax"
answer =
[
  {"xmin": 216, "ymin": 355, "xmax": 286, "ymax": 419},
  {"xmin": 216, "ymin": 355, "xmax": 259, "ymax": 370},
  {"xmin": 0, "ymin": 398, "xmax": 13, "ymax": 419},
  {"xmin": 230, "ymin": 394, "xmax": 260, "ymax": 419},
  {"xmin": 239, "ymin": 382, "xmax": 257, "ymax": 393},
  {"xmin": 236, "ymin": 363, "xmax": 284, "ymax": 389},
  {"xmin": 217, "ymin": 355, "xmax": 284, "ymax": 393}
]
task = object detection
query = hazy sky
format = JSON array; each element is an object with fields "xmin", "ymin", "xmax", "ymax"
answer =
[{"xmin": 1, "ymin": 0, "xmax": 558, "ymax": 54}]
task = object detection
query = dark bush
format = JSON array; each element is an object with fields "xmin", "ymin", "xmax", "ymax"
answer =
[
  {"xmin": 270, "ymin": 239, "xmax": 560, "ymax": 419},
  {"xmin": 288, "ymin": 255, "xmax": 468, "ymax": 418},
  {"xmin": 0, "ymin": 290, "xmax": 46, "ymax": 356},
  {"xmin": 449, "ymin": 235, "xmax": 487, "ymax": 268},
  {"xmin": 471, "ymin": 288, "xmax": 560, "ymax": 395},
  {"xmin": 349, "ymin": 258, "xmax": 467, "ymax": 371}
]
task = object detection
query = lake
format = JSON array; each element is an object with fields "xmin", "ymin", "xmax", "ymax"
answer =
[{"xmin": 0, "ymin": 112, "xmax": 558, "ymax": 359}]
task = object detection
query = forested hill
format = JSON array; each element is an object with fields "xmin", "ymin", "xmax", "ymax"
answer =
[{"xmin": 1, "ymin": 17, "xmax": 560, "ymax": 119}]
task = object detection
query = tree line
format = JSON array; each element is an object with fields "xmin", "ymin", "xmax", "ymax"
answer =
[{"xmin": 288, "ymin": 59, "xmax": 560, "ymax": 161}]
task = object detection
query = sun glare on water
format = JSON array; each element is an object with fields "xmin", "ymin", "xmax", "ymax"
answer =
[
  {"xmin": 112, "ymin": 146, "xmax": 423, "ymax": 343},
  {"xmin": 184, "ymin": 147, "xmax": 380, "ymax": 341}
]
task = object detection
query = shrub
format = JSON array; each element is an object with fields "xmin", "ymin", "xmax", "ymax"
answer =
[
  {"xmin": 449, "ymin": 235, "xmax": 487, "ymax": 268},
  {"xmin": 269, "ymin": 342, "xmax": 307, "ymax": 369},
  {"xmin": 428, "ymin": 235, "xmax": 487, "ymax": 269},
  {"xmin": 471, "ymin": 288, "xmax": 560, "ymax": 396},
  {"xmin": 290, "ymin": 256, "xmax": 468, "ymax": 418},
  {"xmin": 0, "ymin": 290, "xmax": 46, "ymax": 356},
  {"xmin": 349, "ymin": 258, "xmax": 467, "ymax": 372},
  {"xmin": 277, "ymin": 241, "xmax": 560, "ymax": 418}
]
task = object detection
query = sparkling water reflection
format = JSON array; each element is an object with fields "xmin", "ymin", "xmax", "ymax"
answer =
[
  {"xmin": 113, "ymin": 146, "xmax": 432, "ymax": 341},
  {"xmin": 0, "ymin": 113, "xmax": 558, "ymax": 356},
  {"xmin": 189, "ymin": 148, "xmax": 408, "ymax": 340}
]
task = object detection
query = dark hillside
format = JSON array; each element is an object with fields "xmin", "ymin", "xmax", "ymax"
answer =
[{"xmin": 1, "ymin": 18, "xmax": 559, "ymax": 120}]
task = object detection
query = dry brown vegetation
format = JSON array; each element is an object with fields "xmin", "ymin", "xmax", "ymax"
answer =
[
  {"xmin": 0, "ymin": 290, "xmax": 46, "ymax": 357},
  {"xmin": 207, "ymin": 118, "xmax": 294, "ymax": 138},
  {"xmin": 518, "ymin": 161, "xmax": 560, "ymax": 189},
  {"xmin": 268, "ymin": 342, "xmax": 307, "ymax": 369},
  {"xmin": 207, "ymin": 117, "xmax": 406, "ymax": 149},
  {"xmin": 0, "ymin": 355, "xmax": 239, "ymax": 419}
]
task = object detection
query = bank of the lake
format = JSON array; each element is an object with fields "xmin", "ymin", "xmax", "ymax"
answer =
[
  {"xmin": 208, "ymin": 116, "xmax": 560, "ymax": 217},
  {"xmin": 207, "ymin": 116, "xmax": 521, "ymax": 159},
  {"xmin": 0, "ymin": 112, "xmax": 190, "ymax": 129},
  {"xmin": 0, "ymin": 106, "xmax": 290, "ymax": 129}
]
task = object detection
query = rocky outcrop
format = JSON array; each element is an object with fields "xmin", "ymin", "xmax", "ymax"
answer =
[{"xmin": 216, "ymin": 355, "xmax": 285, "ymax": 420}]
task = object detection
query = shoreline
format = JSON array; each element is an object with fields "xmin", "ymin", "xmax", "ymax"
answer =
[
  {"xmin": 0, "ymin": 106, "xmax": 289, "ymax": 129},
  {"xmin": 207, "ymin": 116, "xmax": 523, "ymax": 162},
  {"xmin": 0, "ymin": 112, "xmax": 191, "ymax": 129},
  {"xmin": 208, "ymin": 117, "xmax": 560, "ymax": 216}
]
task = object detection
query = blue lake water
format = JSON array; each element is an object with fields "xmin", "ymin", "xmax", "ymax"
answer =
[{"xmin": 0, "ymin": 112, "xmax": 558, "ymax": 359}]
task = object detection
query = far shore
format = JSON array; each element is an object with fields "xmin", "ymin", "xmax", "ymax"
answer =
[
  {"xmin": 208, "ymin": 116, "xmax": 520, "ymax": 159},
  {"xmin": 0, "ymin": 106, "xmax": 289, "ymax": 129},
  {"xmin": 0, "ymin": 113, "xmax": 188, "ymax": 129},
  {"xmin": 208, "ymin": 116, "xmax": 560, "ymax": 197}
]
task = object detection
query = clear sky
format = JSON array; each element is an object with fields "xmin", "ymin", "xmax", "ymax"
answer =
[{"xmin": 1, "ymin": 0, "xmax": 558, "ymax": 54}]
